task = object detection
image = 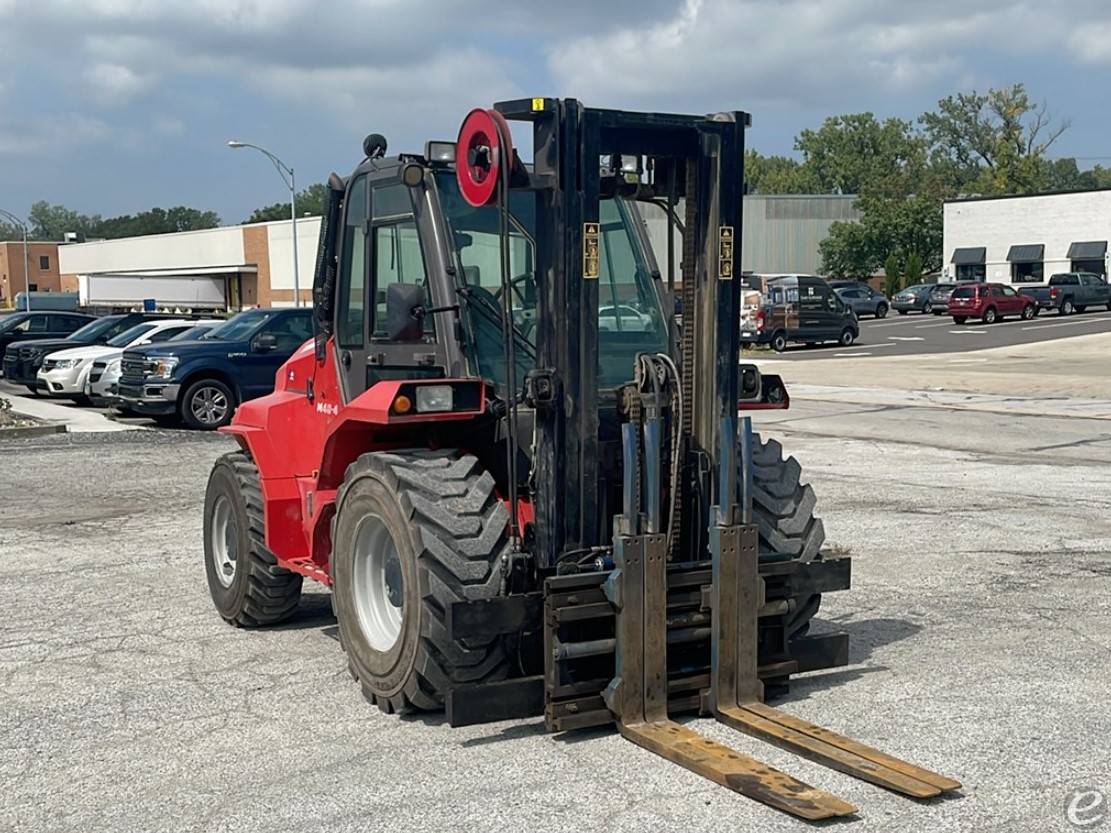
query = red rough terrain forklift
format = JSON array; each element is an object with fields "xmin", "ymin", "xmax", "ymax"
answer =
[{"xmin": 203, "ymin": 98, "xmax": 960, "ymax": 819}]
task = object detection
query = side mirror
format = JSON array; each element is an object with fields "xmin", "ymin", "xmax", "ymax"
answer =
[
  {"xmin": 386, "ymin": 283, "xmax": 426, "ymax": 342},
  {"xmin": 252, "ymin": 332, "xmax": 278, "ymax": 352}
]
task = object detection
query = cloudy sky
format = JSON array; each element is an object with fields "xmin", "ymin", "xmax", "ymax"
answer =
[{"xmin": 1, "ymin": 0, "xmax": 1109, "ymax": 224}]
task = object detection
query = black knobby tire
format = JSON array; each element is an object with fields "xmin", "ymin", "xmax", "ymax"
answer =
[
  {"xmin": 751, "ymin": 434, "xmax": 826, "ymax": 636},
  {"xmin": 204, "ymin": 452, "xmax": 303, "ymax": 627},
  {"xmin": 332, "ymin": 450, "xmax": 512, "ymax": 714},
  {"xmin": 181, "ymin": 377, "xmax": 236, "ymax": 430}
]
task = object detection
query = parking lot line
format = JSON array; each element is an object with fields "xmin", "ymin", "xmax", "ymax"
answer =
[
  {"xmin": 948, "ymin": 329, "xmax": 987, "ymax": 334},
  {"xmin": 865, "ymin": 320, "xmax": 917, "ymax": 329},
  {"xmin": 887, "ymin": 336, "xmax": 924, "ymax": 341},
  {"xmin": 1021, "ymin": 316, "xmax": 1111, "ymax": 331},
  {"xmin": 842, "ymin": 342, "xmax": 895, "ymax": 349},
  {"xmin": 915, "ymin": 321, "xmax": 958, "ymax": 329},
  {"xmin": 833, "ymin": 352, "xmax": 871, "ymax": 357}
]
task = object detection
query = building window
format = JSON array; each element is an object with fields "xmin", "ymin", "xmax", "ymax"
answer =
[
  {"xmin": 1072, "ymin": 259, "xmax": 1105, "ymax": 277},
  {"xmin": 28, "ymin": 283, "xmax": 38, "ymax": 292},
  {"xmin": 1011, "ymin": 261, "xmax": 1043, "ymax": 283},
  {"xmin": 956, "ymin": 264, "xmax": 986, "ymax": 281},
  {"xmin": 39, "ymin": 255, "xmax": 49, "ymax": 270}
]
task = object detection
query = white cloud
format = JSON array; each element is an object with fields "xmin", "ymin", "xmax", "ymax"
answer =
[
  {"xmin": 0, "ymin": 114, "xmax": 111, "ymax": 155},
  {"xmin": 1069, "ymin": 21, "xmax": 1111, "ymax": 63},
  {"xmin": 84, "ymin": 62, "xmax": 155, "ymax": 104}
]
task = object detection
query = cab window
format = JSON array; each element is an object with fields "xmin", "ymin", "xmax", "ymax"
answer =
[
  {"xmin": 264, "ymin": 313, "xmax": 313, "ymax": 351},
  {"xmin": 371, "ymin": 184, "xmax": 430, "ymax": 340},
  {"xmin": 337, "ymin": 176, "xmax": 369, "ymax": 349}
]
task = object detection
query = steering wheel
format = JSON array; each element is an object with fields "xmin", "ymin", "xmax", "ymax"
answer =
[{"xmin": 493, "ymin": 272, "xmax": 536, "ymax": 309}]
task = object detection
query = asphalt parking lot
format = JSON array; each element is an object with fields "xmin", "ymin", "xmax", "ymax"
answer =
[
  {"xmin": 766, "ymin": 306, "xmax": 1111, "ymax": 359},
  {"xmin": 2, "ymin": 398, "xmax": 1108, "ymax": 833}
]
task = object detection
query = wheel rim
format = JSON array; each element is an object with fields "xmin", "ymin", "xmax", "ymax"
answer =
[
  {"xmin": 924, "ymin": 302, "xmax": 932, "ymax": 313},
  {"xmin": 210, "ymin": 494, "xmax": 238, "ymax": 588},
  {"xmin": 191, "ymin": 386, "xmax": 229, "ymax": 425},
  {"xmin": 986, "ymin": 309, "xmax": 996, "ymax": 323},
  {"xmin": 352, "ymin": 514, "xmax": 405, "ymax": 652}
]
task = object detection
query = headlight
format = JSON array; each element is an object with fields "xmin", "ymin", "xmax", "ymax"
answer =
[
  {"xmin": 148, "ymin": 357, "xmax": 179, "ymax": 378},
  {"xmin": 415, "ymin": 384, "xmax": 453, "ymax": 413},
  {"xmin": 107, "ymin": 358, "xmax": 121, "ymax": 371}
]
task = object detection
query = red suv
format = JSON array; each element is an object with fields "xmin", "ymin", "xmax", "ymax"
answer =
[{"xmin": 948, "ymin": 282, "xmax": 1038, "ymax": 324}]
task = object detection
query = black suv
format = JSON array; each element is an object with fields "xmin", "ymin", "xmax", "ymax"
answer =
[
  {"xmin": 3, "ymin": 313, "xmax": 177, "ymax": 392},
  {"xmin": 0, "ymin": 311, "xmax": 93, "ymax": 366}
]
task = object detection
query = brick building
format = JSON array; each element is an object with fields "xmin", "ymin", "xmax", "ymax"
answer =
[{"xmin": 0, "ymin": 241, "xmax": 63, "ymax": 307}]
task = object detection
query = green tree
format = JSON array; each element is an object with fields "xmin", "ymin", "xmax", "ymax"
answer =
[
  {"xmin": 0, "ymin": 219, "xmax": 22, "ymax": 241},
  {"xmin": 744, "ymin": 150, "xmax": 816, "ymax": 194},
  {"xmin": 920, "ymin": 83, "xmax": 1069, "ymax": 195},
  {"xmin": 795, "ymin": 113, "xmax": 927, "ymax": 198},
  {"xmin": 883, "ymin": 253, "xmax": 902, "ymax": 297},
  {"xmin": 28, "ymin": 201, "xmax": 101, "ymax": 240},
  {"xmin": 246, "ymin": 183, "xmax": 329, "ymax": 223},
  {"xmin": 904, "ymin": 251, "xmax": 924, "ymax": 287},
  {"xmin": 819, "ymin": 221, "xmax": 878, "ymax": 278}
]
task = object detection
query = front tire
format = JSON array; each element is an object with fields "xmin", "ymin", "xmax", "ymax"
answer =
[
  {"xmin": 1021, "ymin": 304, "xmax": 1035, "ymax": 320},
  {"xmin": 204, "ymin": 452, "xmax": 303, "ymax": 626},
  {"xmin": 752, "ymin": 434, "xmax": 826, "ymax": 636},
  {"xmin": 875, "ymin": 303, "xmax": 888, "ymax": 319},
  {"xmin": 332, "ymin": 450, "xmax": 512, "ymax": 714},
  {"xmin": 181, "ymin": 378, "xmax": 236, "ymax": 430},
  {"xmin": 771, "ymin": 331, "xmax": 788, "ymax": 353},
  {"xmin": 953, "ymin": 316, "xmax": 966, "ymax": 324},
  {"xmin": 983, "ymin": 307, "xmax": 997, "ymax": 324},
  {"xmin": 839, "ymin": 328, "xmax": 855, "ymax": 346},
  {"xmin": 1060, "ymin": 299, "xmax": 1074, "ymax": 316},
  {"xmin": 923, "ymin": 302, "xmax": 934, "ymax": 314}
]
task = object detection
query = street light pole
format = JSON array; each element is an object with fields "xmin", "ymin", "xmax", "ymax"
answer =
[
  {"xmin": 0, "ymin": 208, "xmax": 29, "ymax": 312},
  {"xmin": 227, "ymin": 141, "xmax": 301, "ymax": 307}
]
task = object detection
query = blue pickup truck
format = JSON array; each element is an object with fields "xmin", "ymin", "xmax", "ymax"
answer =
[{"xmin": 116, "ymin": 308, "xmax": 313, "ymax": 429}]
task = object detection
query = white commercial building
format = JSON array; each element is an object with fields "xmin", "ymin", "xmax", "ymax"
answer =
[
  {"xmin": 943, "ymin": 189, "xmax": 1111, "ymax": 285},
  {"xmin": 58, "ymin": 217, "xmax": 321, "ymax": 310}
]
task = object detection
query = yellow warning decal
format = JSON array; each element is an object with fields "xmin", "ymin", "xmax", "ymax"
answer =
[
  {"xmin": 583, "ymin": 223, "xmax": 600, "ymax": 279},
  {"xmin": 719, "ymin": 225, "xmax": 734, "ymax": 280},
  {"xmin": 531, "ymin": 98, "xmax": 546, "ymax": 112}
]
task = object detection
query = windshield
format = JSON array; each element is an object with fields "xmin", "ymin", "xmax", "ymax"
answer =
[
  {"xmin": 435, "ymin": 172, "xmax": 666, "ymax": 389},
  {"xmin": 107, "ymin": 323, "xmax": 157, "ymax": 347},
  {"xmin": 170, "ymin": 325, "xmax": 215, "ymax": 342},
  {"xmin": 0, "ymin": 315, "xmax": 29, "ymax": 333},
  {"xmin": 205, "ymin": 310, "xmax": 274, "ymax": 341},
  {"xmin": 69, "ymin": 315, "xmax": 125, "ymax": 342}
]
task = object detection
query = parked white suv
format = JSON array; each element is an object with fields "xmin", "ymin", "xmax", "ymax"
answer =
[
  {"xmin": 86, "ymin": 321, "xmax": 222, "ymax": 405},
  {"xmin": 37, "ymin": 319, "xmax": 216, "ymax": 401}
]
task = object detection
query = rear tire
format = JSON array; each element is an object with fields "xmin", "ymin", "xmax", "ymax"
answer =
[
  {"xmin": 839, "ymin": 328, "xmax": 855, "ymax": 346},
  {"xmin": 983, "ymin": 306, "xmax": 997, "ymax": 324},
  {"xmin": 751, "ymin": 434, "xmax": 826, "ymax": 636},
  {"xmin": 875, "ymin": 303, "xmax": 888, "ymax": 319},
  {"xmin": 953, "ymin": 316, "xmax": 966, "ymax": 324},
  {"xmin": 204, "ymin": 452, "xmax": 303, "ymax": 627},
  {"xmin": 1021, "ymin": 304, "xmax": 1035, "ymax": 320},
  {"xmin": 1076, "ymin": 305, "xmax": 1087, "ymax": 313},
  {"xmin": 923, "ymin": 302, "xmax": 934, "ymax": 314},
  {"xmin": 897, "ymin": 309, "xmax": 908, "ymax": 316},
  {"xmin": 332, "ymin": 450, "xmax": 512, "ymax": 714},
  {"xmin": 1060, "ymin": 299, "xmax": 1074, "ymax": 316}
]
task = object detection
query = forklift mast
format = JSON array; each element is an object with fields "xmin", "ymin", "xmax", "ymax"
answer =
[{"xmin": 492, "ymin": 98, "xmax": 747, "ymax": 567}]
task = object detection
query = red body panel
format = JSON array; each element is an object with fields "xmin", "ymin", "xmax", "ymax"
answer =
[{"xmin": 221, "ymin": 337, "xmax": 490, "ymax": 585}]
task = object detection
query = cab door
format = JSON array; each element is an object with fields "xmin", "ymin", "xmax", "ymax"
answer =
[
  {"xmin": 333, "ymin": 171, "xmax": 444, "ymax": 401},
  {"xmin": 798, "ymin": 280, "xmax": 838, "ymax": 340}
]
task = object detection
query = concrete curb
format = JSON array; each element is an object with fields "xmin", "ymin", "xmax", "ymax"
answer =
[{"xmin": 0, "ymin": 421, "xmax": 68, "ymax": 439}]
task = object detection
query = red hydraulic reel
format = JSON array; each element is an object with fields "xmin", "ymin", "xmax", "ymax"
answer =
[{"xmin": 456, "ymin": 108, "xmax": 515, "ymax": 207}]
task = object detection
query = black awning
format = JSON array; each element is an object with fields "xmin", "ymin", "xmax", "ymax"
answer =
[
  {"xmin": 1007, "ymin": 244, "xmax": 1044, "ymax": 263},
  {"xmin": 1067, "ymin": 240, "xmax": 1107, "ymax": 259},
  {"xmin": 951, "ymin": 247, "xmax": 986, "ymax": 265}
]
